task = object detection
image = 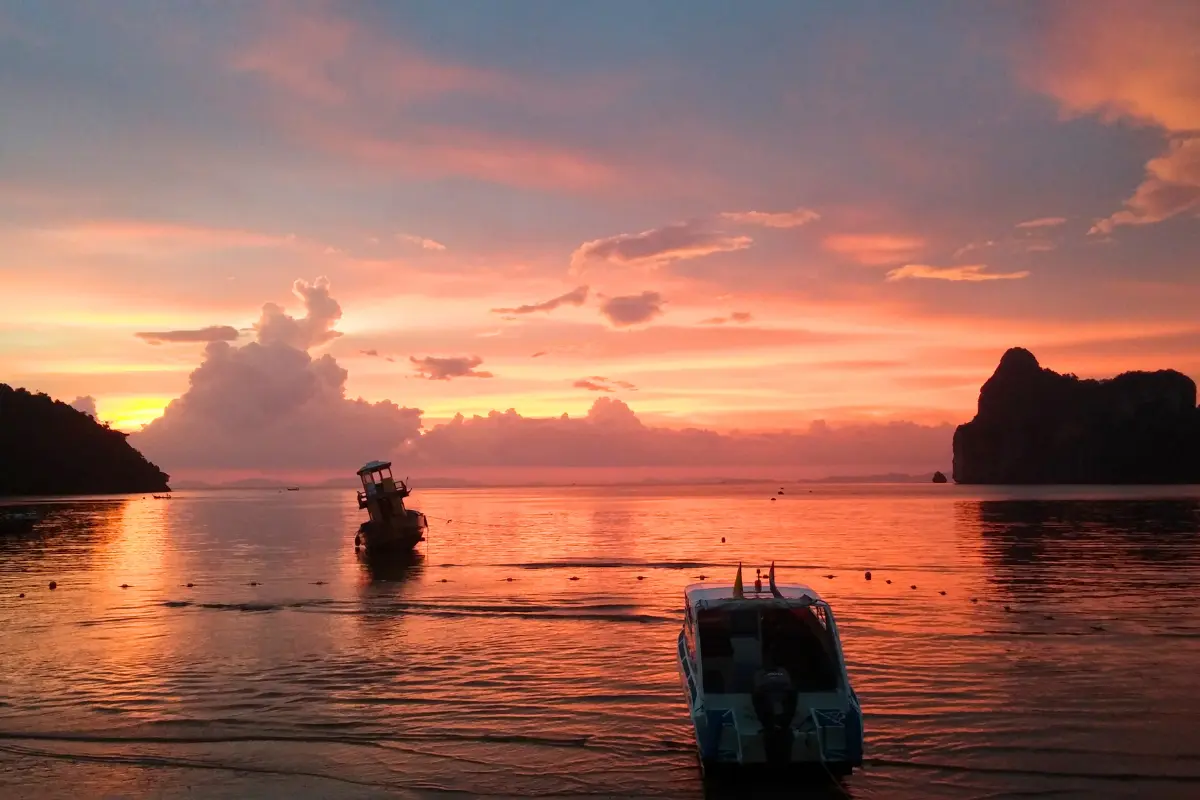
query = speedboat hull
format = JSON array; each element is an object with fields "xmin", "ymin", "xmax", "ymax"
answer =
[{"xmin": 677, "ymin": 578, "xmax": 864, "ymax": 776}]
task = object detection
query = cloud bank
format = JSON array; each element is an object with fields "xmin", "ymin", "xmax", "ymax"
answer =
[
  {"xmin": 407, "ymin": 398, "xmax": 952, "ymax": 470},
  {"xmin": 721, "ymin": 207, "xmax": 820, "ymax": 228},
  {"xmin": 133, "ymin": 278, "xmax": 421, "ymax": 472}
]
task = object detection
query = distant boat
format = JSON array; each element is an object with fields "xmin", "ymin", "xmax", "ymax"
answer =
[
  {"xmin": 152, "ymin": 494, "xmax": 172, "ymax": 499},
  {"xmin": 286, "ymin": 486, "xmax": 300, "ymax": 491},
  {"xmin": 354, "ymin": 460, "xmax": 426, "ymax": 553},
  {"xmin": 0, "ymin": 509, "xmax": 41, "ymax": 534},
  {"xmin": 677, "ymin": 563, "xmax": 863, "ymax": 776}
]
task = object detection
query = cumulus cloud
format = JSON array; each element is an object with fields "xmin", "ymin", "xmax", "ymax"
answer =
[
  {"xmin": 570, "ymin": 221, "xmax": 751, "ymax": 273},
  {"xmin": 397, "ymin": 233, "xmax": 446, "ymax": 251},
  {"xmin": 135, "ymin": 326, "xmax": 240, "ymax": 345},
  {"xmin": 1020, "ymin": 1, "xmax": 1200, "ymax": 234},
  {"xmin": 409, "ymin": 355, "xmax": 493, "ymax": 381},
  {"xmin": 407, "ymin": 398, "xmax": 951, "ymax": 470},
  {"xmin": 254, "ymin": 277, "xmax": 343, "ymax": 350},
  {"xmin": 721, "ymin": 207, "xmax": 820, "ymax": 228},
  {"xmin": 1015, "ymin": 217, "xmax": 1067, "ymax": 229},
  {"xmin": 574, "ymin": 376, "xmax": 636, "ymax": 392},
  {"xmin": 599, "ymin": 291, "xmax": 665, "ymax": 327},
  {"xmin": 70, "ymin": 396, "xmax": 97, "ymax": 418},
  {"xmin": 822, "ymin": 234, "xmax": 924, "ymax": 266},
  {"xmin": 133, "ymin": 278, "xmax": 421, "ymax": 472},
  {"xmin": 885, "ymin": 264, "xmax": 1030, "ymax": 282},
  {"xmin": 492, "ymin": 285, "xmax": 588, "ymax": 315}
]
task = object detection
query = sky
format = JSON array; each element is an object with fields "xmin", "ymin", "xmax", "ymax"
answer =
[{"xmin": 1, "ymin": 1, "xmax": 1198, "ymax": 482}]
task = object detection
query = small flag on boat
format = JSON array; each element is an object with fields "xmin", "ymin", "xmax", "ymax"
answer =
[{"xmin": 733, "ymin": 562, "xmax": 744, "ymax": 598}]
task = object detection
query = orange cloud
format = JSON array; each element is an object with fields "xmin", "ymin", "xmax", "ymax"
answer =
[
  {"xmin": 721, "ymin": 207, "xmax": 820, "ymax": 228},
  {"xmin": 821, "ymin": 234, "xmax": 924, "ymax": 266},
  {"xmin": 1021, "ymin": 1, "xmax": 1200, "ymax": 234},
  {"xmin": 1089, "ymin": 138, "xmax": 1200, "ymax": 233},
  {"xmin": 886, "ymin": 264, "xmax": 1030, "ymax": 282},
  {"xmin": 571, "ymin": 221, "xmax": 751, "ymax": 272}
]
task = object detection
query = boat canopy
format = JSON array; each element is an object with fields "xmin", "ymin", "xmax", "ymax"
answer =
[
  {"xmin": 357, "ymin": 460, "xmax": 392, "ymax": 476},
  {"xmin": 684, "ymin": 582, "xmax": 823, "ymax": 612}
]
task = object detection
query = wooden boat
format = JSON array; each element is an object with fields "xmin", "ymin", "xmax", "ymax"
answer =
[
  {"xmin": 677, "ymin": 564, "xmax": 863, "ymax": 777},
  {"xmin": 354, "ymin": 460, "xmax": 427, "ymax": 553}
]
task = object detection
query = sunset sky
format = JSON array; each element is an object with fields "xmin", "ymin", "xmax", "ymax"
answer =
[{"xmin": 2, "ymin": 1, "xmax": 1198, "ymax": 481}]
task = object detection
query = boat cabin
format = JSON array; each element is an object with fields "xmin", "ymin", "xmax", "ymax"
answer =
[
  {"xmin": 356, "ymin": 460, "xmax": 409, "ymax": 509},
  {"xmin": 682, "ymin": 584, "xmax": 844, "ymax": 697}
]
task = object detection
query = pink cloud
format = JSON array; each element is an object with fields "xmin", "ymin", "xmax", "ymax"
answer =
[
  {"xmin": 573, "ymin": 376, "xmax": 637, "ymax": 393},
  {"xmin": 1089, "ymin": 138, "xmax": 1200, "ymax": 233},
  {"xmin": 492, "ymin": 286, "xmax": 589, "ymax": 315},
  {"xmin": 599, "ymin": 291, "xmax": 665, "ymax": 327},
  {"xmin": 822, "ymin": 233, "xmax": 925, "ymax": 266},
  {"xmin": 70, "ymin": 395, "xmax": 97, "ymax": 418},
  {"xmin": 571, "ymin": 221, "xmax": 751, "ymax": 273},
  {"xmin": 721, "ymin": 207, "xmax": 820, "ymax": 228},
  {"xmin": 886, "ymin": 264, "xmax": 1030, "ymax": 282},
  {"xmin": 409, "ymin": 355, "xmax": 493, "ymax": 381},
  {"xmin": 133, "ymin": 278, "xmax": 420, "ymax": 472}
]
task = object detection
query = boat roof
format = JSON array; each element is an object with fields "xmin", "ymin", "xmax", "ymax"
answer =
[
  {"xmin": 357, "ymin": 460, "xmax": 392, "ymax": 475},
  {"xmin": 685, "ymin": 582, "xmax": 824, "ymax": 610}
]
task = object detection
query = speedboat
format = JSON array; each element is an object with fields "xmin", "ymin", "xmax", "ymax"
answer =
[{"xmin": 677, "ymin": 563, "xmax": 863, "ymax": 776}]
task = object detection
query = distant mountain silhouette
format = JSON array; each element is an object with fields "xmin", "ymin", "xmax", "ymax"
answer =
[
  {"xmin": 953, "ymin": 348, "xmax": 1200, "ymax": 484},
  {"xmin": 0, "ymin": 384, "xmax": 170, "ymax": 496}
]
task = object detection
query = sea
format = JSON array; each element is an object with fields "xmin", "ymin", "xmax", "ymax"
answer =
[{"xmin": 1, "ymin": 484, "xmax": 1199, "ymax": 799}]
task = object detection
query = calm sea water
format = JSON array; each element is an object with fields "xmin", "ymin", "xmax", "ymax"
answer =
[{"xmin": 2, "ymin": 484, "xmax": 1199, "ymax": 799}]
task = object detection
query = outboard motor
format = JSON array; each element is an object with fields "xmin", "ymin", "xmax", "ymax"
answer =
[{"xmin": 751, "ymin": 667, "xmax": 798, "ymax": 765}]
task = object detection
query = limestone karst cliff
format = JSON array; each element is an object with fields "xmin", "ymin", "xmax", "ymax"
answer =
[{"xmin": 952, "ymin": 348, "xmax": 1200, "ymax": 484}]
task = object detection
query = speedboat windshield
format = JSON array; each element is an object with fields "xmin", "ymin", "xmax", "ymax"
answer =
[{"xmin": 697, "ymin": 603, "xmax": 841, "ymax": 694}]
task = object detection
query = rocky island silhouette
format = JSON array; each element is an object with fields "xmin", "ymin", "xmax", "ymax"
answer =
[{"xmin": 953, "ymin": 348, "xmax": 1200, "ymax": 484}]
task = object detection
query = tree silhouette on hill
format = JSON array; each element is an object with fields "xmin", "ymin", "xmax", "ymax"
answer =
[{"xmin": 1, "ymin": 384, "xmax": 170, "ymax": 496}]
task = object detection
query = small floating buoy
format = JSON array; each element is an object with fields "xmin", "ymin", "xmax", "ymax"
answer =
[
  {"xmin": 505, "ymin": 577, "xmax": 514, "ymax": 582},
  {"xmin": 970, "ymin": 597, "xmax": 978, "ymax": 603},
  {"xmin": 1003, "ymin": 605, "xmax": 1012, "ymax": 613},
  {"xmin": 120, "ymin": 584, "xmax": 130, "ymax": 589},
  {"xmin": 697, "ymin": 574, "xmax": 708, "ymax": 580},
  {"xmin": 1091, "ymin": 624, "xmax": 1105, "ymax": 632},
  {"xmin": 186, "ymin": 583, "xmax": 194, "ymax": 588},
  {"xmin": 939, "ymin": 590, "xmax": 946, "ymax": 596},
  {"xmin": 1044, "ymin": 615, "xmax": 1054, "ymax": 620},
  {"xmin": 636, "ymin": 575, "xmax": 645, "ymax": 581},
  {"xmin": 864, "ymin": 571, "xmax": 872, "ymax": 580},
  {"xmin": 248, "ymin": 581, "xmax": 260, "ymax": 587},
  {"xmin": 886, "ymin": 579, "xmax": 892, "ymax": 584},
  {"xmin": 48, "ymin": 581, "xmax": 57, "ymax": 590},
  {"xmin": 823, "ymin": 574, "xmax": 835, "ymax": 580},
  {"xmin": 312, "ymin": 581, "xmax": 326, "ymax": 586},
  {"xmin": 18, "ymin": 593, "xmax": 24, "ymax": 598},
  {"xmin": 777, "ymin": 490, "xmax": 784, "ymax": 496},
  {"xmin": 438, "ymin": 578, "xmax": 449, "ymax": 583},
  {"xmin": 770, "ymin": 497, "xmax": 776, "ymax": 502},
  {"xmin": 569, "ymin": 576, "xmax": 579, "ymax": 581},
  {"xmin": 720, "ymin": 537, "xmax": 725, "ymax": 543},
  {"xmin": 910, "ymin": 584, "xmax": 917, "ymax": 590}
]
